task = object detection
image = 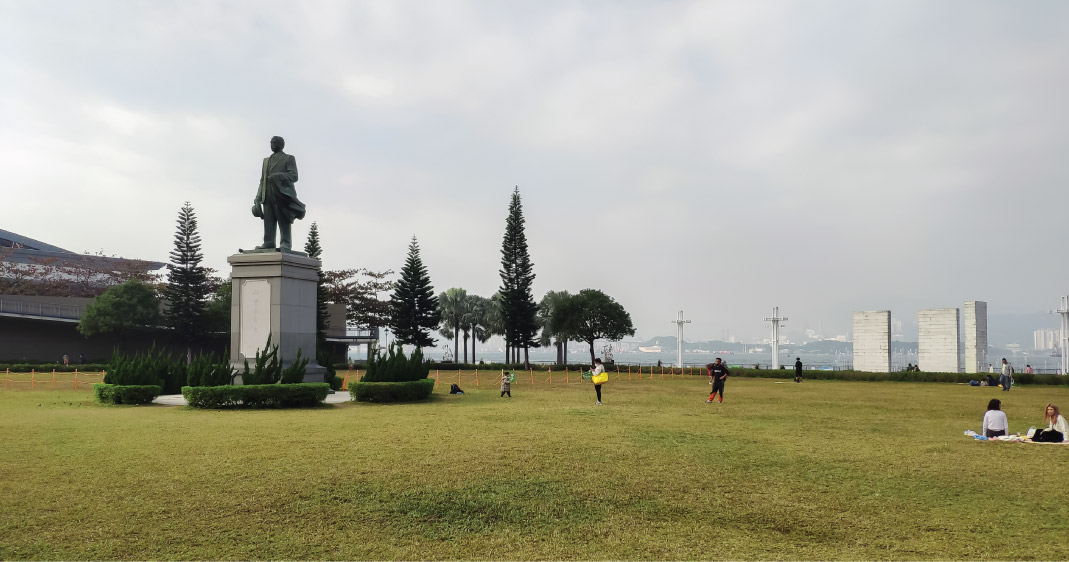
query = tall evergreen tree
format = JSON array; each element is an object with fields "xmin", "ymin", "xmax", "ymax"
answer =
[
  {"xmin": 304, "ymin": 222, "xmax": 335, "ymax": 381},
  {"xmin": 389, "ymin": 236, "xmax": 440, "ymax": 349},
  {"xmin": 164, "ymin": 202, "xmax": 208, "ymax": 360},
  {"xmin": 498, "ymin": 186, "xmax": 539, "ymax": 366},
  {"xmin": 304, "ymin": 222, "xmax": 330, "ymax": 346}
]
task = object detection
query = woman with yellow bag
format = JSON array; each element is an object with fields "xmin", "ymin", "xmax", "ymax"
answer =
[{"xmin": 591, "ymin": 358, "xmax": 608, "ymax": 405}]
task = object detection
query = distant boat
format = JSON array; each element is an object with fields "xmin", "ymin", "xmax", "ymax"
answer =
[{"xmin": 639, "ymin": 346, "xmax": 663, "ymax": 353}]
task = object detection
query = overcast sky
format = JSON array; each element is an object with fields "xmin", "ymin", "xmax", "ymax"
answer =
[{"xmin": 3, "ymin": 0, "xmax": 1068, "ymax": 343}]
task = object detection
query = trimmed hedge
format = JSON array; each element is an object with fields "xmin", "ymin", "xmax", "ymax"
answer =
[
  {"xmin": 350, "ymin": 378, "xmax": 435, "ymax": 403},
  {"xmin": 362, "ymin": 344, "xmax": 428, "ymax": 382},
  {"xmin": 181, "ymin": 383, "xmax": 330, "ymax": 409},
  {"xmin": 93, "ymin": 383, "xmax": 162, "ymax": 405}
]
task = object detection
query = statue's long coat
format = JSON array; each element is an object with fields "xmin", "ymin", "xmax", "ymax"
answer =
[{"xmin": 256, "ymin": 151, "xmax": 306, "ymax": 223}]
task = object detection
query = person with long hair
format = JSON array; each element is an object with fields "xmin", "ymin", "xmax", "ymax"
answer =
[
  {"xmin": 982, "ymin": 399, "xmax": 1009, "ymax": 438},
  {"xmin": 591, "ymin": 358, "xmax": 606, "ymax": 405},
  {"xmin": 1040, "ymin": 403, "xmax": 1068, "ymax": 442}
]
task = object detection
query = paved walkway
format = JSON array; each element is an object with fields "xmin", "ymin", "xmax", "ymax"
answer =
[{"xmin": 153, "ymin": 390, "xmax": 350, "ymax": 406}]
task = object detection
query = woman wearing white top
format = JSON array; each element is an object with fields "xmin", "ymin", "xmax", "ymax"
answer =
[
  {"xmin": 982, "ymin": 398, "xmax": 1009, "ymax": 438},
  {"xmin": 591, "ymin": 358, "xmax": 605, "ymax": 405},
  {"xmin": 1041, "ymin": 403, "xmax": 1068, "ymax": 442}
]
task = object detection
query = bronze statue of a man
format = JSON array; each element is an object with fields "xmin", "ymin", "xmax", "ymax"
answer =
[{"xmin": 252, "ymin": 136, "xmax": 306, "ymax": 251}]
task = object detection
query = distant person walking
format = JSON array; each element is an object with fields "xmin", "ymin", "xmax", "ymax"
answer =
[
  {"xmin": 706, "ymin": 358, "xmax": 729, "ymax": 403},
  {"xmin": 982, "ymin": 398, "xmax": 1009, "ymax": 438},
  {"xmin": 1000, "ymin": 358, "xmax": 1013, "ymax": 391},
  {"xmin": 591, "ymin": 359, "xmax": 607, "ymax": 405},
  {"xmin": 794, "ymin": 358, "xmax": 803, "ymax": 383},
  {"xmin": 62, "ymin": 354, "xmax": 70, "ymax": 366},
  {"xmin": 1025, "ymin": 364, "xmax": 1033, "ymax": 374}
]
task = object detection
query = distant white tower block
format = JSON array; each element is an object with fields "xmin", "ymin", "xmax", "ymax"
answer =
[
  {"xmin": 964, "ymin": 301, "xmax": 988, "ymax": 374},
  {"xmin": 918, "ymin": 308, "xmax": 961, "ymax": 373},
  {"xmin": 852, "ymin": 311, "xmax": 891, "ymax": 372}
]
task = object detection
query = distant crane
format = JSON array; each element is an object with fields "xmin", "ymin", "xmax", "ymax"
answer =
[
  {"xmin": 670, "ymin": 310, "xmax": 691, "ymax": 367},
  {"xmin": 1050, "ymin": 296, "xmax": 1069, "ymax": 375},
  {"xmin": 764, "ymin": 307, "xmax": 788, "ymax": 370}
]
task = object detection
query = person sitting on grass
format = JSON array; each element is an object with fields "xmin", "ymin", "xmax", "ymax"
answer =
[
  {"xmin": 982, "ymin": 398, "xmax": 1009, "ymax": 439},
  {"xmin": 1039, "ymin": 403, "xmax": 1068, "ymax": 442}
]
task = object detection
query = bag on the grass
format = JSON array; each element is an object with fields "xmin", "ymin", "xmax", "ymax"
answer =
[{"xmin": 449, "ymin": 383, "xmax": 464, "ymax": 394}]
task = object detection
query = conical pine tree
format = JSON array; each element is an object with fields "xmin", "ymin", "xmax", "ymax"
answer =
[
  {"xmin": 303, "ymin": 222, "xmax": 330, "ymax": 346},
  {"xmin": 165, "ymin": 202, "xmax": 208, "ymax": 359},
  {"xmin": 304, "ymin": 222, "xmax": 336, "ymax": 382},
  {"xmin": 389, "ymin": 236, "xmax": 440, "ymax": 349},
  {"xmin": 498, "ymin": 186, "xmax": 539, "ymax": 366}
]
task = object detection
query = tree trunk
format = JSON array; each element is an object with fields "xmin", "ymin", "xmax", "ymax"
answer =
[
  {"xmin": 453, "ymin": 326, "xmax": 459, "ymax": 364},
  {"xmin": 555, "ymin": 340, "xmax": 563, "ymax": 365},
  {"xmin": 523, "ymin": 346, "xmax": 530, "ymax": 370},
  {"xmin": 462, "ymin": 332, "xmax": 470, "ymax": 364},
  {"xmin": 588, "ymin": 340, "xmax": 596, "ymax": 366}
]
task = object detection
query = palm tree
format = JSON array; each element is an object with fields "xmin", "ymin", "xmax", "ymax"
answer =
[
  {"xmin": 467, "ymin": 295, "xmax": 495, "ymax": 364},
  {"xmin": 437, "ymin": 288, "xmax": 468, "ymax": 364},
  {"xmin": 484, "ymin": 292, "xmax": 508, "ymax": 363},
  {"xmin": 538, "ymin": 290, "xmax": 573, "ymax": 365}
]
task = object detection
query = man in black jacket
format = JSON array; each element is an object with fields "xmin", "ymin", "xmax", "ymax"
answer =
[
  {"xmin": 706, "ymin": 358, "xmax": 729, "ymax": 403},
  {"xmin": 794, "ymin": 358, "xmax": 803, "ymax": 383}
]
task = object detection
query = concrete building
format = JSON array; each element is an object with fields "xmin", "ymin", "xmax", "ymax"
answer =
[
  {"xmin": 1033, "ymin": 329, "xmax": 1058, "ymax": 351},
  {"xmin": 852, "ymin": 311, "xmax": 891, "ymax": 372},
  {"xmin": 964, "ymin": 301, "xmax": 988, "ymax": 374},
  {"xmin": 918, "ymin": 308, "xmax": 960, "ymax": 372}
]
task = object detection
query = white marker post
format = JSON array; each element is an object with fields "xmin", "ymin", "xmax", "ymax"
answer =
[
  {"xmin": 671, "ymin": 310, "xmax": 691, "ymax": 367},
  {"xmin": 765, "ymin": 307, "xmax": 788, "ymax": 370}
]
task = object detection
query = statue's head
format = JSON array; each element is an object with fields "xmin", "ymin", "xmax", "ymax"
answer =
[{"xmin": 270, "ymin": 136, "xmax": 285, "ymax": 152}]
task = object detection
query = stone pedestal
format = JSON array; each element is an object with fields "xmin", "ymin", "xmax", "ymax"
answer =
[{"xmin": 228, "ymin": 251, "xmax": 325, "ymax": 383}]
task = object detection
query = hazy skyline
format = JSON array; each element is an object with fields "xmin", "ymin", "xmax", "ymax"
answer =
[{"xmin": 4, "ymin": 1, "xmax": 1068, "ymax": 343}]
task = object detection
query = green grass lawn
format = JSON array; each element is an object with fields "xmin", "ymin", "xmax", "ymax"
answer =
[{"xmin": 1, "ymin": 377, "xmax": 1067, "ymax": 560}]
